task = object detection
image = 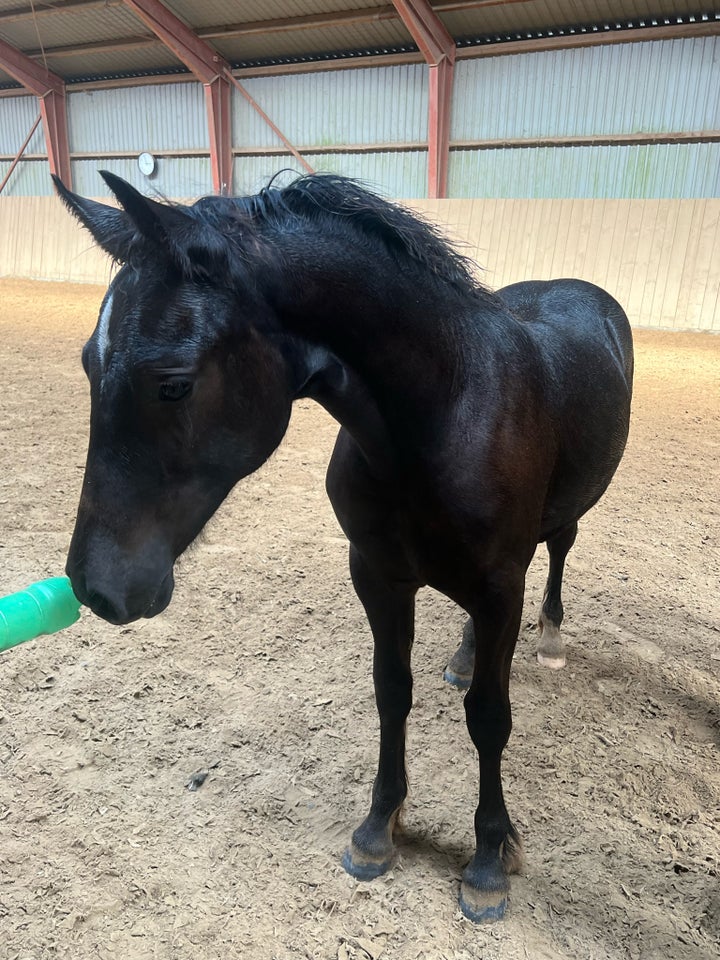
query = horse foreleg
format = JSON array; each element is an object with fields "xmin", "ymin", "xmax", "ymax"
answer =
[
  {"xmin": 537, "ymin": 520, "xmax": 578, "ymax": 669},
  {"xmin": 342, "ymin": 544, "xmax": 416, "ymax": 881},
  {"xmin": 460, "ymin": 574, "xmax": 525, "ymax": 923}
]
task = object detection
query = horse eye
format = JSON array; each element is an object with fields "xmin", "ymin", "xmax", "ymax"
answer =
[{"xmin": 158, "ymin": 379, "xmax": 193, "ymax": 402}]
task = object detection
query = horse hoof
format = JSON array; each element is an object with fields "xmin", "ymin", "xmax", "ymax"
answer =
[
  {"xmin": 459, "ymin": 885, "xmax": 508, "ymax": 923},
  {"xmin": 537, "ymin": 651, "xmax": 566, "ymax": 670},
  {"xmin": 341, "ymin": 846, "xmax": 392, "ymax": 881},
  {"xmin": 443, "ymin": 666, "xmax": 472, "ymax": 689}
]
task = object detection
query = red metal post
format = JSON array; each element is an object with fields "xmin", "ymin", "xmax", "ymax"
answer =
[
  {"xmin": 392, "ymin": 0, "xmax": 456, "ymax": 198},
  {"xmin": 0, "ymin": 35, "xmax": 72, "ymax": 187},
  {"xmin": 204, "ymin": 75, "xmax": 232, "ymax": 195},
  {"xmin": 39, "ymin": 88, "xmax": 72, "ymax": 185},
  {"xmin": 427, "ymin": 56, "xmax": 454, "ymax": 199}
]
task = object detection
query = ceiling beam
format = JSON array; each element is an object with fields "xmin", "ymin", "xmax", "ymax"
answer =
[
  {"xmin": 121, "ymin": 0, "xmax": 232, "ymax": 193},
  {"xmin": 23, "ymin": 35, "xmax": 160, "ymax": 60},
  {"xmin": 119, "ymin": 0, "xmax": 313, "ymax": 192},
  {"xmin": 121, "ymin": 0, "xmax": 226, "ymax": 83},
  {"xmin": 0, "ymin": 1, "xmax": 529, "ymax": 27},
  {"xmin": 392, "ymin": 1, "xmax": 455, "ymax": 199},
  {"xmin": 4, "ymin": 11, "xmax": 717, "ymax": 91},
  {"xmin": 0, "ymin": 0, "xmax": 122, "ymax": 23},
  {"xmin": 13, "ymin": 5, "xmax": 720, "ymax": 66},
  {"xmin": 0, "ymin": 36, "xmax": 71, "ymax": 185}
]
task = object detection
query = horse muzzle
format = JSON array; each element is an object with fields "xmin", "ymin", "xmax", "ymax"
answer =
[
  {"xmin": 68, "ymin": 566, "xmax": 175, "ymax": 625},
  {"xmin": 66, "ymin": 526, "xmax": 176, "ymax": 625}
]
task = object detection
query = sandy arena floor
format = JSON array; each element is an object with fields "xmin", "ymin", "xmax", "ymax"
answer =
[{"xmin": 0, "ymin": 277, "xmax": 718, "ymax": 960}]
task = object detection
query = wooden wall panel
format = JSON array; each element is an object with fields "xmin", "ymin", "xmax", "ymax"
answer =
[
  {"xmin": 0, "ymin": 197, "xmax": 113, "ymax": 286},
  {"xmin": 407, "ymin": 198, "xmax": 720, "ymax": 330},
  {"xmin": 1, "ymin": 197, "xmax": 718, "ymax": 330}
]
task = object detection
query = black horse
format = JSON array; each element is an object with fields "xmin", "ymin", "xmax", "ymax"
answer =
[{"xmin": 53, "ymin": 172, "xmax": 633, "ymax": 923}]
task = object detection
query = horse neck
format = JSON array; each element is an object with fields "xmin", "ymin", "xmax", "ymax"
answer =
[{"xmin": 267, "ymin": 233, "xmax": 469, "ymax": 411}]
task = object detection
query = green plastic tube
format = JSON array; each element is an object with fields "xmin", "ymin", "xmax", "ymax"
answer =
[{"xmin": 0, "ymin": 577, "xmax": 81, "ymax": 653}]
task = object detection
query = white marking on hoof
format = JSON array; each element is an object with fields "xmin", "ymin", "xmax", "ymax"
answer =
[{"xmin": 537, "ymin": 651, "xmax": 566, "ymax": 670}]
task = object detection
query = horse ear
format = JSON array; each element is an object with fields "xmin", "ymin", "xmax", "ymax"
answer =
[
  {"xmin": 98, "ymin": 170, "xmax": 183, "ymax": 244},
  {"xmin": 52, "ymin": 174, "xmax": 135, "ymax": 262},
  {"xmin": 99, "ymin": 170, "xmax": 229, "ymax": 279}
]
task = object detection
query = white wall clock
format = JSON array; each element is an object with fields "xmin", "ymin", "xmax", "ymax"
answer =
[{"xmin": 138, "ymin": 152, "xmax": 156, "ymax": 177}]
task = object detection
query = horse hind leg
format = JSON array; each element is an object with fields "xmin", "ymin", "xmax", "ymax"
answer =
[
  {"xmin": 537, "ymin": 521, "xmax": 578, "ymax": 670},
  {"xmin": 443, "ymin": 617, "xmax": 475, "ymax": 689},
  {"xmin": 444, "ymin": 519, "xmax": 579, "ymax": 684}
]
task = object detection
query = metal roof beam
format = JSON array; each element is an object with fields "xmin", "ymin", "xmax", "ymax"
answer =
[
  {"xmin": 391, "ymin": 1, "xmax": 455, "ymax": 199},
  {"xmin": 121, "ymin": 0, "xmax": 232, "ymax": 193},
  {"xmin": 119, "ymin": 1, "xmax": 312, "ymax": 191},
  {"xmin": 177, "ymin": 2, "xmax": 517, "ymax": 42},
  {"xmin": 0, "ymin": 35, "xmax": 71, "ymax": 185},
  {"xmin": 24, "ymin": 36, "xmax": 159, "ymax": 60},
  {"xmin": 2, "ymin": 1, "xmax": 526, "ymax": 36},
  {"xmin": 0, "ymin": 0, "xmax": 121, "ymax": 24},
  {"xmin": 121, "ymin": 0, "xmax": 226, "ymax": 83},
  {"xmin": 392, "ymin": 0, "xmax": 456, "ymax": 65}
]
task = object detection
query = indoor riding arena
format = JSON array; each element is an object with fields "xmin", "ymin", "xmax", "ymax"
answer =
[{"xmin": 0, "ymin": 4, "xmax": 718, "ymax": 960}]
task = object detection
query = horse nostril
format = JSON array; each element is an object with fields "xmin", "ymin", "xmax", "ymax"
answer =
[{"xmin": 86, "ymin": 590, "xmax": 127, "ymax": 625}]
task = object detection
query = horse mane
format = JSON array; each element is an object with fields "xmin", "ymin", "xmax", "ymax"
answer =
[{"xmin": 191, "ymin": 174, "xmax": 493, "ymax": 301}]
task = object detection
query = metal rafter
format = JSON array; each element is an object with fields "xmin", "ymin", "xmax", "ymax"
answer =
[
  {"xmin": 0, "ymin": 35, "xmax": 71, "ymax": 185},
  {"xmin": 119, "ymin": 0, "xmax": 314, "ymax": 191},
  {"xmin": 12, "ymin": 5, "xmax": 720, "ymax": 67},
  {"xmin": 391, "ymin": 1, "xmax": 455, "ymax": 198},
  {"xmin": 0, "ymin": 1, "xmax": 533, "ymax": 27},
  {"xmin": 121, "ymin": 0, "xmax": 233, "ymax": 193}
]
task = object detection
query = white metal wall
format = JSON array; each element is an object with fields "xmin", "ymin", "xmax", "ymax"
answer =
[
  {"xmin": 449, "ymin": 37, "xmax": 720, "ymax": 199},
  {"xmin": 452, "ymin": 38, "xmax": 719, "ymax": 140},
  {"xmin": 68, "ymin": 83, "xmax": 213, "ymax": 198},
  {"xmin": 1, "ymin": 39, "xmax": 718, "ymax": 199},
  {"xmin": 449, "ymin": 142, "xmax": 720, "ymax": 199},
  {"xmin": 0, "ymin": 94, "xmax": 49, "ymax": 196},
  {"xmin": 232, "ymin": 151, "xmax": 428, "ymax": 199},
  {"xmin": 232, "ymin": 65, "xmax": 427, "ymax": 149}
]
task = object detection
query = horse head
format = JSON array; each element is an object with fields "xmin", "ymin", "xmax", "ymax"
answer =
[{"xmin": 54, "ymin": 173, "xmax": 297, "ymax": 624}]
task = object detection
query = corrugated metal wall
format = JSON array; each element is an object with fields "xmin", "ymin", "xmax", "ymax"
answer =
[
  {"xmin": 232, "ymin": 65, "xmax": 428, "ymax": 197},
  {"xmin": 68, "ymin": 83, "xmax": 213, "ymax": 198},
  {"xmin": 0, "ymin": 94, "xmax": 49, "ymax": 196},
  {"xmin": 0, "ymin": 66, "xmax": 427, "ymax": 198},
  {"xmin": 232, "ymin": 66, "xmax": 426, "ymax": 149},
  {"xmin": 0, "ymin": 83, "xmax": 214, "ymax": 199},
  {"xmin": 450, "ymin": 37, "xmax": 720, "ymax": 198},
  {"xmin": 1, "ymin": 39, "xmax": 717, "ymax": 199},
  {"xmin": 233, "ymin": 151, "xmax": 428, "ymax": 199},
  {"xmin": 68, "ymin": 83, "xmax": 207, "ymax": 152},
  {"xmin": 449, "ymin": 142, "xmax": 720, "ymax": 199},
  {"xmin": 453, "ymin": 38, "xmax": 719, "ymax": 140}
]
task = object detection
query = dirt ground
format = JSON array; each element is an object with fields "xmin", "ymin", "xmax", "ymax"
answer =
[{"xmin": 0, "ymin": 277, "xmax": 718, "ymax": 960}]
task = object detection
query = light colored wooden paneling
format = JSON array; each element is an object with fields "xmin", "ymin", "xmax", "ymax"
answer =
[
  {"xmin": 407, "ymin": 198, "xmax": 720, "ymax": 330},
  {"xmin": 0, "ymin": 197, "xmax": 113, "ymax": 285},
  {"xmin": 1, "ymin": 196, "xmax": 718, "ymax": 331}
]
